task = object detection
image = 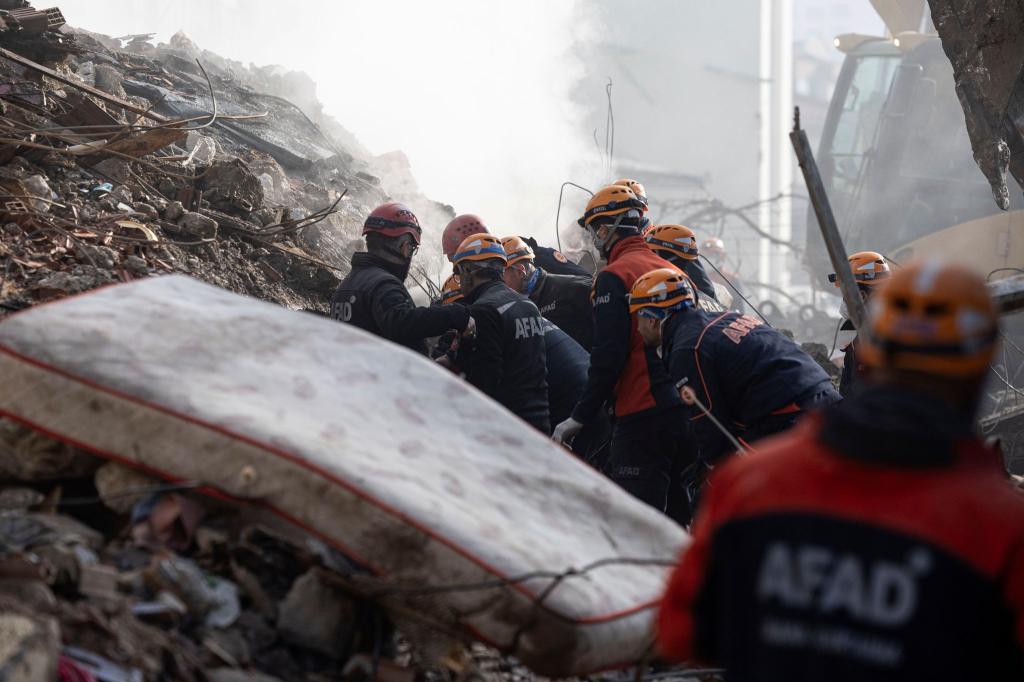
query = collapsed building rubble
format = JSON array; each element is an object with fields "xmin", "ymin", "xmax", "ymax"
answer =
[
  {"xmin": 0, "ymin": 14, "xmax": 617, "ymax": 682},
  {"xmin": 0, "ymin": 13, "xmax": 453, "ymax": 319}
]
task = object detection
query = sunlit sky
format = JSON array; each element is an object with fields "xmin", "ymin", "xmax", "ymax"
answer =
[{"xmin": 56, "ymin": 0, "xmax": 597, "ymax": 237}]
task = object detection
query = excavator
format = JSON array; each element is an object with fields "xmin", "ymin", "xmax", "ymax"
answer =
[
  {"xmin": 807, "ymin": 0, "xmax": 1022, "ymax": 277},
  {"xmin": 806, "ymin": 0, "xmax": 1024, "ymax": 470}
]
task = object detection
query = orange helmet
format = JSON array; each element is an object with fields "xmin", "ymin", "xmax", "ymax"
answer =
[
  {"xmin": 644, "ymin": 224, "xmax": 699, "ymax": 261},
  {"xmin": 452, "ymin": 233, "xmax": 507, "ymax": 267},
  {"xmin": 440, "ymin": 274, "xmax": 463, "ymax": 304},
  {"xmin": 443, "ymin": 215, "xmax": 489, "ymax": 259},
  {"xmin": 859, "ymin": 260, "xmax": 998, "ymax": 378},
  {"xmin": 614, "ymin": 178, "xmax": 648, "ymax": 210},
  {"xmin": 500, "ymin": 236, "xmax": 535, "ymax": 267},
  {"xmin": 829, "ymin": 251, "xmax": 891, "ymax": 287},
  {"xmin": 578, "ymin": 185, "xmax": 645, "ymax": 228},
  {"xmin": 628, "ymin": 268, "xmax": 696, "ymax": 318}
]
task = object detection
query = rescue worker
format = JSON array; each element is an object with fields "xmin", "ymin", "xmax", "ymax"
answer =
[
  {"xmin": 441, "ymin": 214, "xmax": 489, "ymax": 263},
  {"xmin": 829, "ymin": 251, "xmax": 891, "ymax": 396},
  {"xmin": 331, "ymin": 203, "xmax": 472, "ymax": 354},
  {"xmin": 452, "ymin": 233, "xmax": 550, "ymax": 433},
  {"xmin": 643, "ymin": 224, "xmax": 721, "ymax": 306},
  {"xmin": 501, "ymin": 236, "xmax": 595, "ymax": 350},
  {"xmin": 630, "ymin": 268, "xmax": 839, "ymax": 467},
  {"xmin": 614, "ymin": 178, "xmax": 651, "ymax": 233},
  {"xmin": 429, "ymin": 274, "xmax": 465, "ymax": 361},
  {"xmin": 438, "ymin": 255, "xmax": 609, "ymax": 461},
  {"xmin": 519, "ymin": 236, "xmax": 592, "ymax": 277},
  {"xmin": 553, "ymin": 185, "xmax": 692, "ymax": 517},
  {"xmin": 701, "ymin": 237, "xmax": 745, "ymax": 311},
  {"xmin": 438, "ymin": 273, "xmax": 463, "ymax": 305},
  {"xmin": 657, "ymin": 260, "xmax": 1024, "ymax": 681}
]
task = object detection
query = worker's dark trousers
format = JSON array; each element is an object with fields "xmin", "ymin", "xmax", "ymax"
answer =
[
  {"xmin": 737, "ymin": 387, "xmax": 842, "ymax": 448},
  {"xmin": 603, "ymin": 408, "xmax": 696, "ymax": 525},
  {"xmin": 571, "ymin": 410, "xmax": 613, "ymax": 471}
]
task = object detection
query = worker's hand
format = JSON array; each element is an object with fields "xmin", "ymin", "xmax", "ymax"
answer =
[
  {"xmin": 462, "ymin": 315, "xmax": 477, "ymax": 338},
  {"xmin": 552, "ymin": 417, "xmax": 583, "ymax": 445}
]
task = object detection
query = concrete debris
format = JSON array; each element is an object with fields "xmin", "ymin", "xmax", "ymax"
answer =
[
  {"xmin": 276, "ymin": 569, "xmax": 355, "ymax": 658},
  {"xmin": 200, "ymin": 158, "xmax": 264, "ymax": 214},
  {"xmin": 929, "ymin": 0, "xmax": 1024, "ymax": 208},
  {"xmin": 0, "ymin": 596, "xmax": 61, "ymax": 682},
  {"xmin": 0, "ymin": 11, "xmax": 559, "ymax": 682},
  {"xmin": 176, "ymin": 211, "xmax": 218, "ymax": 240},
  {"xmin": 0, "ymin": 13, "xmax": 452, "ymax": 317}
]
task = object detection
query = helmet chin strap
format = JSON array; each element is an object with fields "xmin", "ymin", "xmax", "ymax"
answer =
[{"xmin": 589, "ymin": 213, "xmax": 629, "ymax": 256}]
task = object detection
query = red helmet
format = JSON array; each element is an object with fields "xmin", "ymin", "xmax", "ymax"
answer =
[
  {"xmin": 363, "ymin": 203, "xmax": 421, "ymax": 245},
  {"xmin": 443, "ymin": 214, "xmax": 489, "ymax": 259}
]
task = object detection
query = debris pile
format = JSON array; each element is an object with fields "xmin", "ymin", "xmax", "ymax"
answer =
[
  {"xmin": 0, "ymin": 17, "xmax": 452, "ymax": 317},
  {"xmin": 0, "ymin": 16, "xmax": 538, "ymax": 682},
  {"xmin": 0, "ymin": 420, "xmax": 550, "ymax": 681},
  {"xmin": 0, "ymin": 432, "xmax": 356, "ymax": 680}
]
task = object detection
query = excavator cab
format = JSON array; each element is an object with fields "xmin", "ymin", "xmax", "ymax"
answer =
[{"xmin": 807, "ymin": 34, "xmax": 1023, "ymax": 279}]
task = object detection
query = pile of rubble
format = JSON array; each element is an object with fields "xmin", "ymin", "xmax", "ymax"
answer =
[
  {"xmin": 0, "ymin": 9, "xmax": 453, "ymax": 318},
  {"xmin": 0, "ymin": 420, "xmax": 543, "ymax": 682},
  {"xmin": 0, "ymin": 12, "xmax": 524, "ymax": 682}
]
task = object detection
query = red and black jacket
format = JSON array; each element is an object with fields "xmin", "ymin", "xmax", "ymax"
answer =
[
  {"xmin": 571, "ymin": 236, "xmax": 681, "ymax": 423},
  {"xmin": 657, "ymin": 385, "xmax": 1024, "ymax": 681}
]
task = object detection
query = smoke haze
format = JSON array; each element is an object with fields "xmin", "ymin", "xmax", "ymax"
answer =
[{"xmin": 55, "ymin": 0, "xmax": 599, "ymax": 242}]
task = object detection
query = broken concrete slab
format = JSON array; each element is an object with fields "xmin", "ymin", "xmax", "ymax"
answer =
[
  {"xmin": 177, "ymin": 211, "xmax": 217, "ymax": 240},
  {"xmin": 929, "ymin": 0, "xmax": 1024, "ymax": 207},
  {"xmin": 199, "ymin": 157, "xmax": 264, "ymax": 214}
]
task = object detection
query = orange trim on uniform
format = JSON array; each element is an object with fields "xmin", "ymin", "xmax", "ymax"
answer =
[
  {"xmin": 770, "ymin": 402, "xmax": 801, "ymax": 416},
  {"xmin": 689, "ymin": 312, "xmax": 731, "ymax": 421}
]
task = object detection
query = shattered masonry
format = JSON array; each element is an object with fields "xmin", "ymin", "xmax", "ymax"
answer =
[{"xmin": 0, "ymin": 11, "xmax": 544, "ymax": 682}]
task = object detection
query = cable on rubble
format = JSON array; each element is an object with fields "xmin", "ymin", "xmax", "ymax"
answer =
[
  {"xmin": 363, "ymin": 555, "xmax": 677, "ymax": 599},
  {"xmin": 55, "ymin": 481, "xmax": 203, "ymax": 507}
]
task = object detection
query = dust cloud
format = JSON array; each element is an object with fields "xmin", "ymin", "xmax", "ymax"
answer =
[{"xmin": 55, "ymin": 0, "xmax": 601, "ymax": 245}]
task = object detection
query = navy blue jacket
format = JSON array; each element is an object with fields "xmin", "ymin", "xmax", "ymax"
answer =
[
  {"xmin": 332, "ymin": 252, "xmax": 469, "ymax": 355},
  {"xmin": 542, "ymin": 320, "xmax": 589, "ymax": 426},
  {"xmin": 662, "ymin": 309, "xmax": 838, "ymax": 462},
  {"xmin": 522, "ymin": 237, "xmax": 591, "ymax": 277},
  {"xmin": 458, "ymin": 280, "xmax": 549, "ymax": 431}
]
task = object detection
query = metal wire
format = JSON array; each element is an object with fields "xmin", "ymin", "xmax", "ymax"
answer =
[
  {"xmin": 554, "ymin": 181, "xmax": 593, "ymax": 252},
  {"xmin": 605, "ymin": 77, "xmax": 615, "ymax": 180},
  {"xmin": 988, "ymin": 267, "xmax": 1024, "ymax": 281},
  {"xmin": 56, "ymin": 481, "xmax": 203, "ymax": 506},
  {"xmin": 365, "ymin": 555, "xmax": 677, "ymax": 598},
  {"xmin": 698, "ymin": 254, "xmax": 771, "ymax": 326},
  {"xmin": 178, "ymin": 59, "xmax": 218, "ymax": 131}
]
